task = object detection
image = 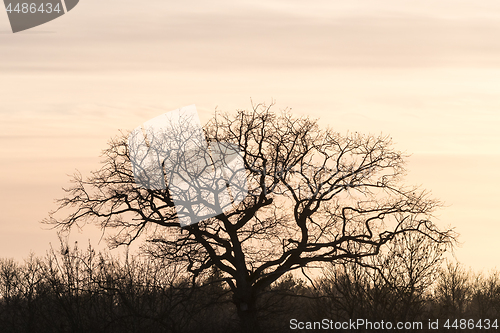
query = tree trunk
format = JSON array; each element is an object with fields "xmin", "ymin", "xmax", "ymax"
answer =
[
  {"xmin": 234, "ymin": 288, "xmax": 262, "ymax": 333},
  {"xmin": 237, "ymin": 301, "xmax": 262, "ymax": 333}
]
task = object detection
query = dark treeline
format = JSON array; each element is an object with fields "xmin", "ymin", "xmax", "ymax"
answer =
[{"xmin": 0, "ymin": 243, "xmax": 499, "ymax": 333}]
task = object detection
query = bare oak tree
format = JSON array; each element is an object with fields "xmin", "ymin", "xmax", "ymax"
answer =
[{"xmin": 46, "ymin": 103, "xmax": 455, "ymax": 333}]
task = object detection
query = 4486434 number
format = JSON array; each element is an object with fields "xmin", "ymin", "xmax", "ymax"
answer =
[
  {"xmin": 443, "ymin": 319, "xmax": 498, "ymax": 330},
  {"xmin": 6, "ymin": 2, "xmax": 61, "ymax": 14}
]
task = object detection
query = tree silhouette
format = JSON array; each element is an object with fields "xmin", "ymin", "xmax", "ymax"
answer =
[{"xmin": 46, "ymin": 103, "xmax": 455, "ymax": 333}]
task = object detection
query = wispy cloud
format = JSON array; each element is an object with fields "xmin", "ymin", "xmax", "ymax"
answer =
[{"xmin": 2, "ymin": 0, "xmax": 500, "ymax": 71}]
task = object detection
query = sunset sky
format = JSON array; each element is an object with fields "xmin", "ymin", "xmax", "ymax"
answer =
[{"xmin": 1, "ymin": 0, "xmax": 499, "ymax": 271}]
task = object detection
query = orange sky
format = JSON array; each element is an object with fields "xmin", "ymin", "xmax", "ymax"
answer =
[{"xmin": 1, "ymin": 0, "xmax": 499, "ymax": 271}]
